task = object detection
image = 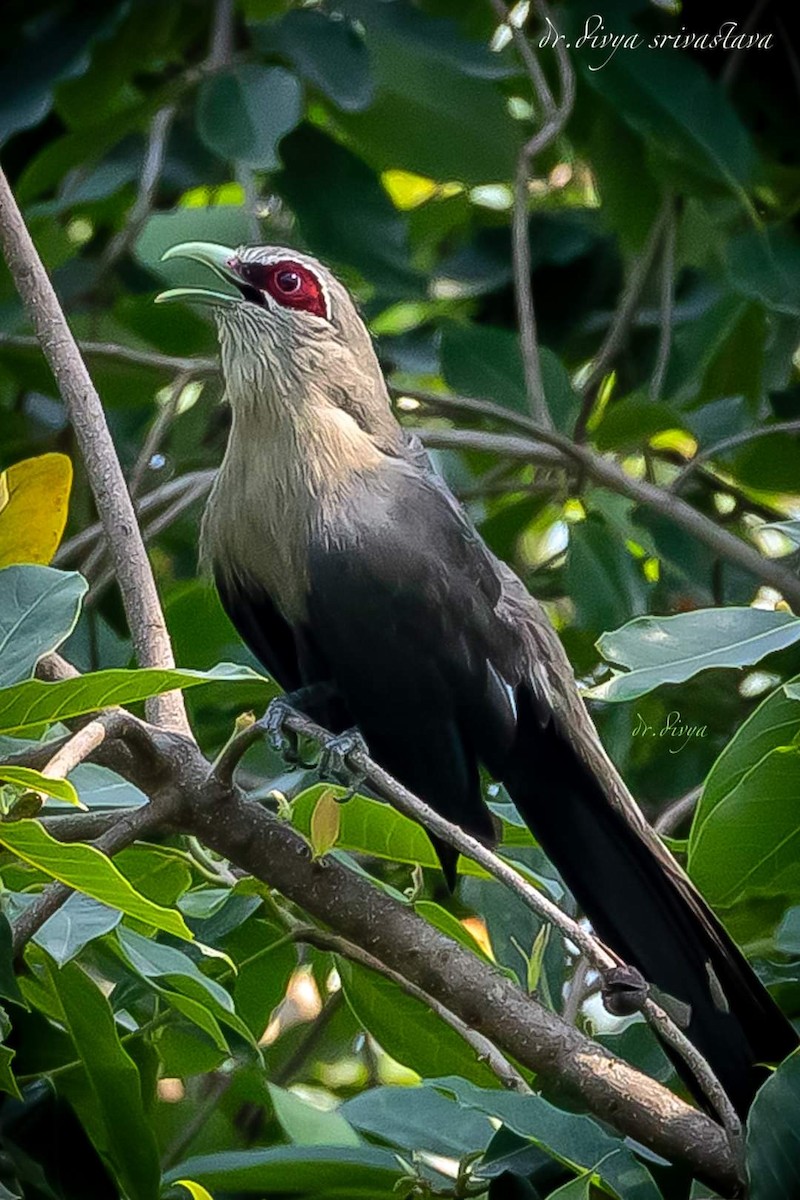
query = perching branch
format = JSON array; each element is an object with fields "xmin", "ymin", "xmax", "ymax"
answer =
[
  {"xmin": 1, "ymin": 650, "xmax": 741, "ymax": 1188},
  {"xmin": 0, "ymin": 166, "xmax": 189, "ymax": 736},
  {"xmin": 213, "ymin": 704, "xmax": 743, "ymax": 1149}
]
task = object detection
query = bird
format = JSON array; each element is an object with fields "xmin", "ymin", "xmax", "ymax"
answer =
[{"xmin": 157, "ymin": 240, "xmax": 797, "ymax": 1117}]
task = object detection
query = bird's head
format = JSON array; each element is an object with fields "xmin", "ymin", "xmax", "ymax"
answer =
[{"xmin": 156, "ymin": 242, "xmax": 390, "ymax": 430}]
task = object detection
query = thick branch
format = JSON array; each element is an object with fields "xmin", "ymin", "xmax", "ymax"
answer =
[
  {"xmin": 0, "ymin": 167, "xmax": 189, "ymax": 735},
  {"xmin": 187, "ymin": 786, "xmax": 739, "ymax": 1188}
]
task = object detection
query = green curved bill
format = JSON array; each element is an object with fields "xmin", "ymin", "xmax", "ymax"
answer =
[{"xmin": 155, "ymin": 241, "xmax": 242, "ymax": 306}]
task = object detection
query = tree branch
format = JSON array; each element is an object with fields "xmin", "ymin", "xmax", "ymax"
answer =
[
  {"xmin": 407, "ymin": 394, "xmax": 800, "ymax": 607},
  {"xmin": 0, "ymin": 333, "xmax": 216, "ymax": 377},
  {"xmin": 2, "ymin": 650, "xmax": 741, "ymax": 1186},
  {"xmin": 0, "ymin": 167, "xmax": 190, "ymax": 735},
  {"xmin": 215, "ymin": 706, "xmax": 742, "ymax": 1148}
]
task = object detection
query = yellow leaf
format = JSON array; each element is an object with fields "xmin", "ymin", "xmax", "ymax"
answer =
[
  {"xmin": 309, "ymin": 788, "xmax": 341, "ymax": 860},
  {"xmin": 175, "ymin": 1182, "xmax": 215, "ymax": 1200},
  {"xmin": 0, "ymin": 453, "xmax": 73, "ymax": 568}
]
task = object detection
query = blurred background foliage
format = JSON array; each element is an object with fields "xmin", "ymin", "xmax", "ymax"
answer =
[{"xmin": 1, "ymin": 0, "xmax": 800, "ymax": 1197}]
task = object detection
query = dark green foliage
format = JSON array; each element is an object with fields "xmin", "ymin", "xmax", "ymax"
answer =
[{"xmin": 1, "ymin": 1, "xmax": 799, "ymax": 1196}]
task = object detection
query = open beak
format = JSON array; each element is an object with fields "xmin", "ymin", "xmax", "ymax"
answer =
[{"xmin": 155, "ymin": 242, "xmax": 244, "ymax": 307}]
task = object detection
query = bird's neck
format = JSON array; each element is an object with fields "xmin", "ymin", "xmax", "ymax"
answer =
[{"xmin": 202, "ymin": 388, "xmax": 385, "ymax": 621}]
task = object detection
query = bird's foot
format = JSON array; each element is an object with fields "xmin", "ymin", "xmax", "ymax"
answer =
[
  {"xmin": 255, "ymin": 696, "xmax": 303, "ymax": 764},
  {"xmin": 318, "ymin": 728, "xmax": 368, "ymax": 792},
  {"xmin": 601, "ymin": 964, "xmax": 649, "ymax": 1017}
]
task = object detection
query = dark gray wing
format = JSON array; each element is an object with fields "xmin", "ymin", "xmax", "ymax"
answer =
[{"xmin": 306, "ymin": 463, "xmax": 519, "ymax": 878}]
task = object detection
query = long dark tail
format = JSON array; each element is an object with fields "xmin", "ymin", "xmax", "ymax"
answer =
[{"xmin": 502, "ymin": 686, "xmax": 798, "ymax": 1116}]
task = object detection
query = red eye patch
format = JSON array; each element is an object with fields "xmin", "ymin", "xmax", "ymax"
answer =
[{"xmin": 237, "ymin": 259, "xmax": 327, "ymax": 319}]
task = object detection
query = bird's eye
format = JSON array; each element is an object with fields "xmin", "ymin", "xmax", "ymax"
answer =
[{"xmin": 275, "ymin": 269, "xmax": 302, "ymax": 294}]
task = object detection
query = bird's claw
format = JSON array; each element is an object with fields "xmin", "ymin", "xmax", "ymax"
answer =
[
  {"xmin": 255, "ymin": 697, "xmax": 302, "ymax": 764},
  {"xmin": 318, "ymin": 729, "xmax": 368, "ymax": 791}
]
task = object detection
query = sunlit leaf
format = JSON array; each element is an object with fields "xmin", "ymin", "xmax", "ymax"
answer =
[
  {"xmin": 0, "ymin": 454, "xmax": 73, "ymax": 567},
  {"xmin": 0, "ymin": 820, "xmax": 192, "ymax": 940}
]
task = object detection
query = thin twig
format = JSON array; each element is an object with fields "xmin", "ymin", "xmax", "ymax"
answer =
[
  {"xmin": 128, "ymin": 370, "xmax": 193, "ymax": 498},
  {"xmin": 0, "ymin": 334, "xmax": 216, "ymax": 377},
  {"xmin": 0, "ymin": 168, "xmax": 190, "ymax": 736},
  {"xmin": 55, "ymin": 469, "xmax": 216, "ymax": 566},
  {"xmin": 650, "ymin": 198, "xmax": 676, "ymax": 402},
  {"xmin": 405, "ymin": 394, "xmax": 800, "ymax": 608},
  {"xmin": 296, "ymin": 927, "xmax": 531, "ymax": 1093},
  {"xmin": 654, "ymin": 786, "xmax": 703, "ymax": 836},
  {"xmin": 86, "ymin": 475, "xmax": 211, "ymax": 605},
  {"xmin": 161, "ymin": 1071, "xmax": 233, "ymax": 1170},
  {"xmin": 271, "ymin": 991, "xmax": 344, "ymax": 1087},
  {"xmin": 99, "ymin": 105, "xmax": 176, "ymax": 273},
  {"xmin": 41, "ymin": 720, "xmax": 109, "ymax": 779},
  {"xmin": 574, "ymin": 200, "xmax": 672, "ymax": 438},
  {"xmin": 490, "ymin": 0, "xmax": 575, "ymax": 427},
  {"xmin": 672, "ymin": 419, "xmax": 800, "ymax": 493}
]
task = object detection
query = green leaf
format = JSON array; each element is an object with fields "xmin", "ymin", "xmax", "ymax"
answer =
[
  {"xmin": 65, "ymin": 762, "xmax": 148, "ymax": 810},
  {"xmin": 268, "ymin": 1084, "xmax": 361, "ymax": 1147},
  {"xmin": 566, "ymin": 515, "xmax": 648, "ymax": 634},
  {"xmin": 0, "ymin": 565, "xmax": 86, "ymax": 688},
  {"xmin": 33, "ymin": 893, "xmax": 121, "ymax": 966},
  {"xmin": 688, "ymin": 746, "xmax": 800, "ymax": 940},
  {"xmin": 727, "ymin": 226, "xmax": 800, "ymax": 317},
  {"xmin": 0, "ymin": 820, "xmax": 193, "ymax": 940},
  {"xmin": 436, "ymin": 1078, "xmax": 661, "ymax": 1200},
  {"xmin": 0, "ymin": 766, "xmax": 82, "ymax": 808},
  {"xmin": 115, "ymin": 845, "xmax": 193, "ymax": 908},
  {"xmin": 254, "ymin": 10, "xmax": 374, "ymax": 112},
  {"xmin": 114, "ymin": 926, "xmax": 254, "ymax": 1046},
  {"xmin": 175, "ymin": 1183, "xmax": 215, "ymax": 1200},
  {"xmin": 275, "ymin": 125, "xmax": 421, "ymax": 298},
  {"xmin": 441, "ymin": 324, "xmax": 579, "ymax": 429},
  {"xmin": 746, "ymin": 1051, "xmax": 800, "ymax": 1198},
  {"xmin": 574, "ymin": 6, "xmax": 756, "ymax": 195},
  {"xmin": 292, "ymin": 784, "xmax": 439, "ymax": 869},
  {"xmin": 339, "ymin": 959, "xmax": 500, "ymax": 1088},
  {"xmin": 164, "ymin": 1146, "xmax": 402, "ymax": 1196},
  {"xmin": 692, "ymin": 679, "xmax": 800, "ymax": 844},
  {"xmin": 196, "ymin": 65, "xmax": 302, "ymax": 169},
  {"xmin": 340, "ymin": 1084, "xmax": 495, "ymax": 1159},
  {"xmin": 309, "ymin": 788, "xmax": 341, "ymax": 860},
  {"xmin": 0, "ymin": 662, "xmax": 267, "ymax": 734},
  {"xmin": 46, "ymin": 957, "xmax": 160, "ymax": 1200},
  {"xmin": 0, "ymin": 1045, "xmax": 21, "ymax": 1100},
  {"xmin": 232, "ymin": 921, "xmax": 297, "ymax": 1037},
  {"xmin": 334, "ymin": 2, "xmax": 520, "ymax": 184},
  {"xmin": 589, "ymin": 608, "xmax": 800, "ymax": 702},
  {"xmin": 0, "ymin": 914, "xmax": 25, "ymax": 1007}
]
